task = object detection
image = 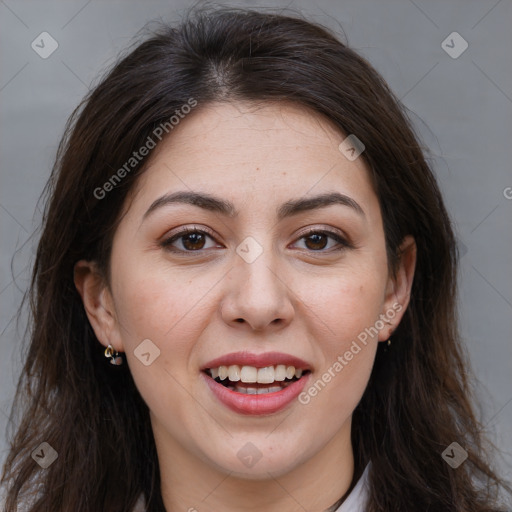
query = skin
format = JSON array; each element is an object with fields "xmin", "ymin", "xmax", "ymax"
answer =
[{"xmin": 75, "ymin": 101, "xmax": 416, "ymax": 512}]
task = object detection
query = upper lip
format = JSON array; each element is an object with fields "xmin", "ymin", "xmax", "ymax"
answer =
[{"xmin": 201, "ymin": 351, "xmax": 312, "ymax": 371}]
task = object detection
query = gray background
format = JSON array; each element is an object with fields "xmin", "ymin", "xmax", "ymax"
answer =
[{"xmin": 1, "ymin": 0, "xmax": 511, "ymax": 485}]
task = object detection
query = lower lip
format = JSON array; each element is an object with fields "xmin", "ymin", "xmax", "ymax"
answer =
[{"xmin": 202, "ymin": 372, "xmax": 310, "ymax": 415}]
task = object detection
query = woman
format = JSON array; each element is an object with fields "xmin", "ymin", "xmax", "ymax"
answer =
[{"xmin": 1, "ymin": 7, "xmax": 510, "ymax": 512}]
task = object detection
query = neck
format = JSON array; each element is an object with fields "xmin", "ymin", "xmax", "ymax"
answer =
[{"xmin": 153, "ymin": 417, "xmax": 355, "ymax": 512}]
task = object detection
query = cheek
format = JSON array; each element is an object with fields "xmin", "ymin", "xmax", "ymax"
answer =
[
  {"xmin": 111, "ymin": 260, "xmax": 208, "ymax": 424},
  {"xmin": 108, "ymin": 254, "xmax": 224, "ymax": 407},
  {"xmin": 302, "ymin": 264, "xmax": 387, "ymax": 348},
  {"xmin": 298, "ymin": 279, "xmax": 380, "ymax": 416},
  {"xmin": 295, "ymin": 264, "xmax": 384, "ymax": 412},
  {"xmin": 110, "ymin": 254, "xmax": 206, "ymax": 346}
]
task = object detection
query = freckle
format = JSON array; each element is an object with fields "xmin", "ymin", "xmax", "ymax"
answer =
[{"xmin": 359, "ymin": 285, "xmax": 363, "ymax": 293}]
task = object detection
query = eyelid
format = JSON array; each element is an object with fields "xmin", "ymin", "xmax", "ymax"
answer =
[
  {"xmin": 161, "ymin": 224, "xmax": 216, "ymax": 242},
  {"xmin": 295, "ymin": 225, "xmax": 349, "ymax": 242}
]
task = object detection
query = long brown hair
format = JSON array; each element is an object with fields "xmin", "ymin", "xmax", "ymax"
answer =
[{"xmin": 1, "ymin": 7, "xmax": 510, "ymax": 511}]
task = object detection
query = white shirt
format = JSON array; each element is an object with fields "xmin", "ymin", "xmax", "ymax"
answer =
[
  {"xmin": 333, "ymin": 463, "xmax": 370, "ymax": 511},
  {"xmin": 132, "ymin": 463, "xmax": 370, "ymax": 511}
]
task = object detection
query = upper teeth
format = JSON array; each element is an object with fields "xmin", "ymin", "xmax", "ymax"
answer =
[{"xmin": 209, "ymin": 365, "xmax": 303, "ymax": 383}]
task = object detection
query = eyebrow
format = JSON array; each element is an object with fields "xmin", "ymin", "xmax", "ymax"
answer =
[{"xmin": 143, "ymin": 190, "xmax": 365, "ymax": 221}]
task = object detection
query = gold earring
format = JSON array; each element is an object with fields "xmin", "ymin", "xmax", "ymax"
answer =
[
  {"xmin": 104, "ymin": 344, "xmax": 123, "ymax": 365},
  {"xmin": 387, "ymin": 338, "xmax": 391, "ymax": 346}
]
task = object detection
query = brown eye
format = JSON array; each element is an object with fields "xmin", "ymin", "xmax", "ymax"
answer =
[
  {"xmin": 303, "ymin": 233, "xmax": 329, "ymax": 251},
  {"xmin": 293, "ymin": 229, "xmax": 351, "ymax": 252},
  {"xmin": 181, "ymin": 232, "xmax": 207, "ymax": 250},
  {"xmin": 161, "ymin": 227, "xmax": 219, "ymax": 253}
]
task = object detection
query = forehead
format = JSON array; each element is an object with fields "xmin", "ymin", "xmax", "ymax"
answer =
[
  {"xmin": 127, "ymin": 100, "xmax": 378, "ymax": 221},
  {"xmin": 155, "ymin": 100, "xmax": 349, "ymax": 168}
]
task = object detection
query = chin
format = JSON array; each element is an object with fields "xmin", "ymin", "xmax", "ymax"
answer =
[{"xmin": 205, "ymin": 442, "xmax": 307, "ymax": 479}]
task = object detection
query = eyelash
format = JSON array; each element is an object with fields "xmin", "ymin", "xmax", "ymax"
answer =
[{"xmin": 160, "ymin": 226, "xmax": 352, "ymax": 254}]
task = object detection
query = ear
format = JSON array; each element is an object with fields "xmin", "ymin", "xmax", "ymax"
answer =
[
  {"xmin": 73, "ymin": 260, "xmax": 124, "ymax": 352},
  {"xmin": 378, "ymin": 235, "xmax": 417, "ymax": 342}
]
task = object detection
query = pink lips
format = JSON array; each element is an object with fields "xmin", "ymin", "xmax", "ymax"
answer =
[
  {"xmin": 201, "ymin": 351, "xmax": 312, "ymax": 416},
  {"xmin": 202, "ymin": 372, "xmax": 309, "ymax": 415}
]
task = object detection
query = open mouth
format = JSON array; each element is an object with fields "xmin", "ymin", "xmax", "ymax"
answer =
[{"xmin": 203, "ymin": 365, "xmax": 310, "ymax": 395}]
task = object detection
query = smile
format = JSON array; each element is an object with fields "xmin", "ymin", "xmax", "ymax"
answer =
[
  {"xmin": 206, "ymin": 364, "xmax": 308, "ymax": 394},
  {"xmin": 201, "ymin": 353, "xmax": 312, "ymax": 415}
]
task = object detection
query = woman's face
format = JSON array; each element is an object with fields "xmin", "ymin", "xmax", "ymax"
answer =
[{"xmin": 78, "ymin": 101, "xmax": 414, "ymax": 480}]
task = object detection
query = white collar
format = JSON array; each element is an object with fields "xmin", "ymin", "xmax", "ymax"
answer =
[{"xmin": 333, "ymin": 463, "xmax": 371, "ymax": 512}]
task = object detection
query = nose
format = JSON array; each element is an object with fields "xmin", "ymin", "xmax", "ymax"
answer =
[{"xmin": 220, "ymin": 246, "xmax": 295, "ymax": 332}]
